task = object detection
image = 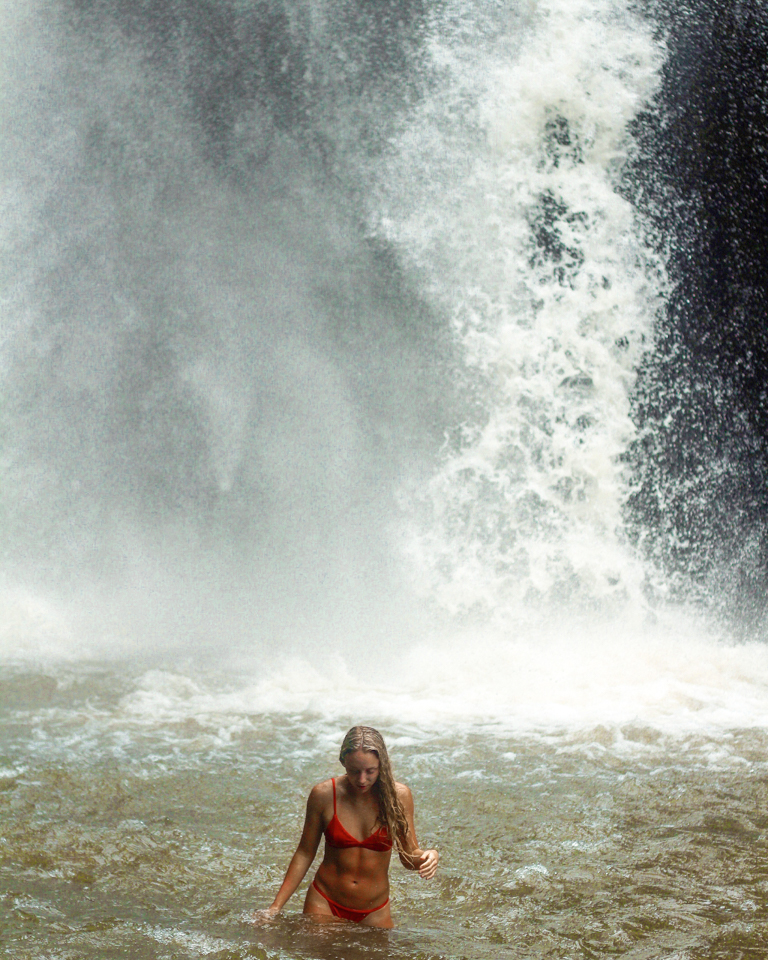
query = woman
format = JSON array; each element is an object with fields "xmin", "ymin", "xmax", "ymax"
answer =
[{"xmin": 265, "ymin": 725, "xmax": 439, "ymax": 928}]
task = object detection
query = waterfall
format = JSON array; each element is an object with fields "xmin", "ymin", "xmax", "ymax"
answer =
[
  {"xmin": 371, "ymin": 0, "xmax": 666, "ymax": 627},
  {"xmin": 0, "ymin": 0, "xmax": 766, "ymax": 663}
]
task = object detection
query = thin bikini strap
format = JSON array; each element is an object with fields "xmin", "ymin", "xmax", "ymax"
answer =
[{"xmin": 332, "ymin": 777, "xmax": 337, "ymax": 814}]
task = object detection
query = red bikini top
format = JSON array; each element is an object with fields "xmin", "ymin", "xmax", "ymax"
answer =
[{"xmin": 324, "ymin": 778, "xmax": 392, "ymax": 852}]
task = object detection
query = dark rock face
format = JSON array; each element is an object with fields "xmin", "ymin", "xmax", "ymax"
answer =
[{"xmin": 625, "ymin": 0, "xmax": 768, "ymax": 629}]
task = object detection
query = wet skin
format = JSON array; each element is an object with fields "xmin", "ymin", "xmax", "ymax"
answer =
[{"xmin": 265, "ymin": 749, "xmax": 439, "ymax": 928}]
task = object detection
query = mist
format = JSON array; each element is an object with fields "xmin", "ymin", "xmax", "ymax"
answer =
[{"xmin": 0, "ymin": 0, "xmax": 454, "ymax": 659}]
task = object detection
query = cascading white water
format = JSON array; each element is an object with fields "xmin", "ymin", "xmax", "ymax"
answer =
[{"xmin": 373, "ymin": 0, "xmax": 667, "ymax": 627}]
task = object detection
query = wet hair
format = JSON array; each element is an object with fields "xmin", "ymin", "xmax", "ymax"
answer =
[{"xmin": 339, "ymin": 725, "xmax": 410, "ymax": 854}]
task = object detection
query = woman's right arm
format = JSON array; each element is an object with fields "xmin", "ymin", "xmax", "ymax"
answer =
[
  {"xmin": 267, "ymin": 783, "xmax": 326, "ymax": 913},
  {"xmin": 395, "ymin": 783, "xmax": 439, "ymax": 879}
]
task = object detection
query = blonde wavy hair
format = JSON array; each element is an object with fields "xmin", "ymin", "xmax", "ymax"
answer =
[{"xmin": 339, "ymin": 725, "xmax": 410, "ymax": 855}]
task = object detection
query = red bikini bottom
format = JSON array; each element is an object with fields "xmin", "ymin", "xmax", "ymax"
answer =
[{"xmin": 311, "ymin": 880, "xmax": 389, "ymax": 922}]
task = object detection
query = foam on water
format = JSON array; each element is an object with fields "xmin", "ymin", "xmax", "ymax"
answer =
[
  {"xmin": 106, "ymin": 625, "xmax": 768, "ymax": 745},
  {"xmin": 143, "ymin": 925, "xmax": 240, "ymax": 957},
  {"xmin": 13, "ymin": 624, "xmax": 765, "ymax": 759}
]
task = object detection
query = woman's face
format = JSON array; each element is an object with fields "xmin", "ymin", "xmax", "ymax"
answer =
[{"xmin": 342, "ymin": 749, "xmax": 380, "ymax": 793}]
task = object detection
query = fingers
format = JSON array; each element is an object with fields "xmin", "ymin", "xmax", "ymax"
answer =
[{"xmin": 418, "ymin": 850, "xmax": 439, "ymax": 879}]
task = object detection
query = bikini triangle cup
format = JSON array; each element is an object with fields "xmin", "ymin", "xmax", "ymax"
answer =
[{"xmin": 323, "ymin": 778, "xmax": 393, "ymax": 852}]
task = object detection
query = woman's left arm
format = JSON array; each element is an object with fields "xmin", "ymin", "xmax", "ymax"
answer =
[{"xmin": 396, "ymin": 784, "xmax": 439, "ymax": 879}]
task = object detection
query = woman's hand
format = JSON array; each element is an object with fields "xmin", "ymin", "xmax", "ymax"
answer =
[
  {"xmin": 248, "ymin": 906, "xmax": 281, "ymax": 925},
  {"xmin": 418, "ymin": 848, "xmax": 439, "ymax": 880}
]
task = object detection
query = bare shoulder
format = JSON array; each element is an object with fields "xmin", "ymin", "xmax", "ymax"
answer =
[
  {"xmin": 395, "ymin": 781, "xmax": 414, "ymax": 807},
  {"xmin": 307, "ymin": 778, "xmax": 334, "ymax": 809}
]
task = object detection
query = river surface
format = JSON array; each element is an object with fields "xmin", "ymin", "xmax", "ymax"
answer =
[{"xmin": 2, "ymin": 654, "xmax": 768, "ymax": 960}]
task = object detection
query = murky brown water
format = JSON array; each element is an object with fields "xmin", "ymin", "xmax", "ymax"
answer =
[{"xmin": 2, "ymin": 664, "xmax": 768, "ymax": 959}]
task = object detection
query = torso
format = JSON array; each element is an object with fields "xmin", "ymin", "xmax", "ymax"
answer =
[{"xmin": 313, "ymin": 777, "xmax": 393, "ymax": 909}]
